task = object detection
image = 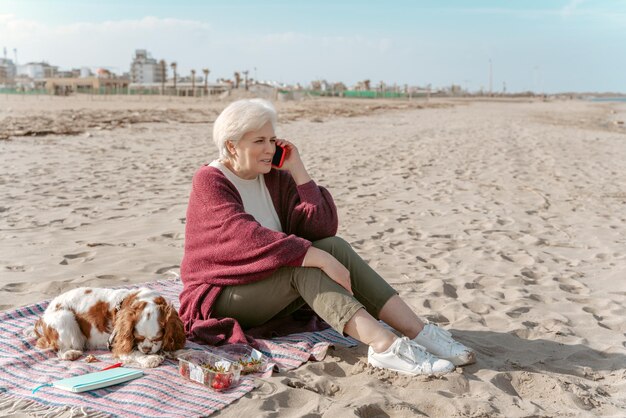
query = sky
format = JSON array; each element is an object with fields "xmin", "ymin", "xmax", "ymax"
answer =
[{"xmin": 1, "ymin": 0, "xmax": 625, "ymax": 93}]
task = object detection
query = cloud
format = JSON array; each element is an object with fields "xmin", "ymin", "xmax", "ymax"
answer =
[
  {"xmin": 55, "ymin": 16, "xmax": 210, "ymax": 36},
  {"xmin": 0, "ymin": 15, "xmax": 212, "ymax": 71},
  {"xmin": 561, "ymin": 0, "xmax": 586, "ymax": 17},
  {"xmin": 0, "ymin": 12, "xmax": 403, "ymax": 83},
  {"xmin": 1, "ymin": 9, "xmax": 622, "ymax": 92},
  {"xmin": 0, "ymin": 13, "xmax": 46, "ymax": 34}
]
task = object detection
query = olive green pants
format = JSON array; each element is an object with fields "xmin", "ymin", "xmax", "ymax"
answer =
[{"xmin": 213, "ymin": 236, "xmax": 397, "ymax": 334}]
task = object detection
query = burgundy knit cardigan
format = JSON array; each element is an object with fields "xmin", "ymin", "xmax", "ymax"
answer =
[{"xmin": 178, "ymin": 165, "xmax": 338, "ymax": 345}]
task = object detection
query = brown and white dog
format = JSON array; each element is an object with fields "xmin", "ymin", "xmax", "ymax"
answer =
[{"xmin": 33, "ymin": 287, "xmax": 186, "ymax": 368}]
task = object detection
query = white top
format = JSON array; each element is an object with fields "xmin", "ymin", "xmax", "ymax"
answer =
[{"xmin": 209, "ymin": 160, "xmax": 283, "ymax": 232}]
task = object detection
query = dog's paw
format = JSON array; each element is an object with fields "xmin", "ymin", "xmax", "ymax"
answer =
[
  {"xmin": 59, "ymin": 350, "xmax": 83, "ymax": 361},
  {"xmin": 23, "ymin": 326, "xmax": 36, "ymax": 339},
  {"xmin": 137, "ymin": 354, "xmax": 164, "ymax": 368},
  {"xmin": 164, "ymin": 349, "xmax": 189, "ymax": 360}
]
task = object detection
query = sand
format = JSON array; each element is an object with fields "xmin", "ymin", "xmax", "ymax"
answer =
[{"xmin": 1, "ymin": 94, "xmax": 625, "ymax": 417}]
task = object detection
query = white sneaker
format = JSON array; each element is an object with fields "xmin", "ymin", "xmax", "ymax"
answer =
[
  {"xmin": 368, "ymin": 336, "xmax": 455, "ymax": 375},
  {"xmin": 413, "ymin": 324, "xmax": 476, "ymax": 366}
]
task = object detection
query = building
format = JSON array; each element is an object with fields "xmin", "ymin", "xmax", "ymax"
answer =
[
  {"xmin": 130, "ymin": 49, "xmax": 165, "ymax": 84},
  {"xmin": 44, "ymin": 76, "xmax": 129, "ymax": 95},
  {"xmin": 96, "ymin": 68, "xmax": 114, "ymax": 78},
  {"xmin": 0, "ymin": 57, "xmax": 16, "ymax": 84},
  {"xmin": 80, "ymin": 67, "xmax": 92, "ymax": 78},
  {"xmin": 127, "ymin": 81, "xmax": 229, "ymax": 96},
  {"xmin": 0, "ymin": 66, "xmax": 8, "ymax": 85},
  {"xmin": 16, "ymin": 62, "xmax": 57, "ymax": 79}
]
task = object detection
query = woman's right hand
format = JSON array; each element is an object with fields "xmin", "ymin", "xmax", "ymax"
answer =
[{"xmin": 302, "ymin": 246, "xmax": 353, "ymax": 294}]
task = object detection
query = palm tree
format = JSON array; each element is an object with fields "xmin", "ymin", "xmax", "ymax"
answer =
[
  {"xmin": 159, "ymin": 60, "xmax": 166, "ymax": 95},
  {"xmin": 170, "ymin": 62, "xmax": 177, "ymax": 95},
  {"xmin": 191, "ymin": 69, "xmax": 196, "ymax": 97},
  {"xmin": 203, "ymin": 68, "xmax": 210, "ymax": 95}
]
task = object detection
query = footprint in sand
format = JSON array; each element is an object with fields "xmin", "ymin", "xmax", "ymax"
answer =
[
  {"xmin": 4, "ymin": 264, "xmax": 27, "ymax": 272},
  {"xmin": 506, "ymin": 307, "xmax": 531, "ymax": 318},
  {"xmin": 429, "ymin": 257, "xmax": 451, "ymax": 274},
  {"xmin": 370, "ymin": 231, "xmax": 384, "ymax": 240},
  {"xmin": 355, "ymin": 402, "xmax": 424, "ymax": 418},
  {"xmin": 96, "ymin": 274, "xmax": 119, "ymax": 280},
  {"xmin": 464, "ymin": 281, "xmax": 484, "ymax": 290},
  {"xmin": 59, "ymin": 251, "xmax": 96, "ymax": 265},
  {"xmin": 1, "ymin": 282, "xmax": 30, "ymax": 292},
  {"xmin": 540, "ymin": 318, "xmax": 574, "ymax": 336},
  {"xmin": 528, "ymin": 293, "xmax": 546, "ymax": 303},
  {"xmin": 443, "ymin": 283, "xmax": 457, "ymax": 298},
  {"xmin": 520, "ymin": 268, "xmax": 540, "ymax": 284},
  {"xmin": 554, "ymin": 276, "xmax": 590, "ymax": 295},
  {"xmin": 155, "ymin": 265, "xmax": 180, "ymax": 275},
  {"xmin": 85, "ymin": 242, "xmax": 113, "ymax": 247},
  {"xmin": 287, "ymin": 371, "xmax": 342, "ymax": 397},
  {"xmin": 463, "ymin": 301, "xmax": 492, "ymax": 315},
  {"xmin": 423, "ymin": 313, "xmax": 450, "ymax": 325},
  {"xmin": 148, "ymin": 232, "xmax": 184, "ymax": 242},
  {"xmin": 558, "ymin": 377, "xmax": 608, "ymax": 411},
  {"xmin": 520, "ymin": 268, "xmax": 538, "ymax": 279},
  {"xmin": 594, "ymin": 253, "xmax": 610, "ymax": 261},
  {"xmin": 354, "ymin": 404, "xmax": 388, "ymax": 418},
  {"xmin": 499, "ymin": 251, "xmax": 535, "ymax": 266},
  {"xmin": 509, "ymin": 372, "xmax": 559, "ymax": 400},
  {"xmin": 364, "ymin": 215, "xmax": 377, "ymax": 225},
  {"xmin": 490, "ymin": 372, "xmax": 521, "ymax": 397},
  {"xmin": 582, "ymin": 306, "xmax": 604, "ymax": 322},
  {"xmin": 581, "ymin": 307, "xmax": 616, "ymax": 330}
]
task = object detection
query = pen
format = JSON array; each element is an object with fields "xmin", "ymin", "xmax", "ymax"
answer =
[{"xmin": 100, "ymin": 362, "xmax": 123, "ymax": 371}]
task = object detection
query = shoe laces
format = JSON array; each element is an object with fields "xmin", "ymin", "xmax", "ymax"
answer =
[
  {"xmin": 425, "ymin": 324, "xmax": 455, "ymax": 345},
  {"xmin": 392, "ymin": 337, "xmax": 436, "ymax": 366}
]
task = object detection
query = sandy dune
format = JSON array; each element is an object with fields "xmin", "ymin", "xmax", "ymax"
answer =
[{"xmin": 1, "ymin": 94, "xmax": 625, "ymax": 417}]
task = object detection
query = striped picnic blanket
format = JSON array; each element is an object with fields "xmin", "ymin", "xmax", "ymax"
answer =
[{"xmin": 0, "ymin": 279, "xmax": 357, "ymax": 418}]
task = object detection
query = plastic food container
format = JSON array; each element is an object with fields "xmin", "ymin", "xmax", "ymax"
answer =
[
  {"xmin": 177, "ymin": 351, "xmax": 242, "ymax": 391},
  {"xmin": 213, "ymin": 344, "xmax": 267, "ymax": 375}
]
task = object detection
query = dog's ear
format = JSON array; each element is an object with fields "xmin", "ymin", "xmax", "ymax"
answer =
[
  {"xmin": 107, "ymin": 329, "xmax": 117, "ymax": 351},
  {"xmin": 160, "ymin": 302, "xmax": 186, "ymax": 352},
  {"xmin": 110, "ymin": 304, "xmax": 138, "ymax": 357},
  {"xmin": 33, "ymin": 318, "xmax": 59, "ymax": 350},
  {"xmin": 33, "ymin": 318, "xmax": 44, "ymax": 339}
]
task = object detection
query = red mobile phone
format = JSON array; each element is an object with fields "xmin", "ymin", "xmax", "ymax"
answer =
[{"xmin": 272, "ymin": 144, "xmax": 286, "ymax": 168}]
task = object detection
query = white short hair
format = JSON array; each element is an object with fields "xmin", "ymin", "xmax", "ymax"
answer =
[{"xmin": 212, "ymin": 99, "xmax": 277, "ymax": 159}]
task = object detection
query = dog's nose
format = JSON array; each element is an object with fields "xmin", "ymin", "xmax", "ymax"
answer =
[{"xmin": 140, "ymin": 346, "xmax": 150, "ymax": 353}]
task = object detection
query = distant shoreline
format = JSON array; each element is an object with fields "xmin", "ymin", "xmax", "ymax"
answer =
[{"xmin": 590, "ymin": 96, "xmax": 626, "ymax": 103}]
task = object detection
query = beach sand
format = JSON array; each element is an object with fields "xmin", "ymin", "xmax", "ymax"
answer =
[{"xmin": 1, "ymin": 94, "xmax": 625, "ymax": 417}]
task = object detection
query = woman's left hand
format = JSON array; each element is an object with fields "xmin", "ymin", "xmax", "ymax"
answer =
[
  {"xmin": 275, "ymin": 139, "xmax": 311, "ymax": 185},
  {"xmin": 275, "ymin": 139, "xmax": 302, "ymax": 170}
]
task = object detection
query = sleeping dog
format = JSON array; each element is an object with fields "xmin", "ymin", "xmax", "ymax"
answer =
[{"xmin": 33, "ymin": 287, "xmax": 186, "ymax": 368}]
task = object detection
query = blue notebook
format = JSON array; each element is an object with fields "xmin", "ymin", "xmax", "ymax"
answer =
[{"xmin": 33, "ymin": 367, "xmax": 143, "ymax": 393}]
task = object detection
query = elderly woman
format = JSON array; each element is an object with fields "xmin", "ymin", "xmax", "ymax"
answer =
[{"xmin": 179, "ymin": 99, "xmax": 475, "ymax": 375}]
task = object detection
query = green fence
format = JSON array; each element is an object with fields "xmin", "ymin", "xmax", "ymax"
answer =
[
  {"xmin": 1, "ymin": 87, "xmax": 423, "ymax": 99},
  {"xmin": 307, "ymin": 90, "xmax": 414, "ymax": 99},
  {"xmin": 0, "ymin": 88, "xmax": 48, "ymax": 95},
  {"xmin": 344, "ymin": 90, "xmax": 407, "ymax": 98}
]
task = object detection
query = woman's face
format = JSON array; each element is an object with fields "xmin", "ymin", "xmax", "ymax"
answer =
[{"xmin": 228, "ymin": 121, "xmax": 277, "ymax": 179}]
